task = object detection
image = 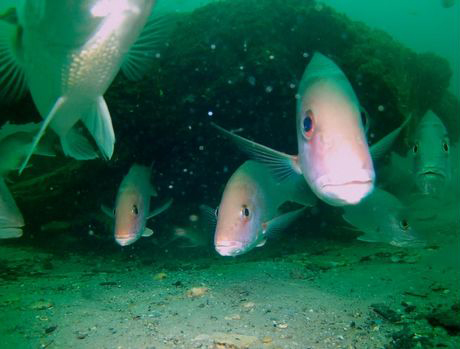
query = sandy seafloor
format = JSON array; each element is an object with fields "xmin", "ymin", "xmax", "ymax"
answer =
[{"xmin": 0, "ymin": 227, "xmax": 459, "ymax": 349}]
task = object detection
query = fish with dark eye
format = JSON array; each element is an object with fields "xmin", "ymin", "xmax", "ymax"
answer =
[
  {"xmin": 0, "ymin": 0, "xmax": 174, "ymax": 172},
  {"xmin": 212, "ymin": 52, "xmax": 410, "ymax": 207},
  {"xmin": 102, "ymin": 164, "xmax": 172, "ymax": 246},
  {"xmin": 204, "ymin": 160, "xmax": 316, "ymax": 257},
  {"xmin": 341, "ymin": 188, "xmax": 424, "ymax": 248},
  {"xmin": 409, "ymin": 110, "xmax": 451, "ymax": 196}
]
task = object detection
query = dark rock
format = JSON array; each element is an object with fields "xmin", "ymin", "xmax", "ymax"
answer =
[
  {"xmin": 426, "ymin": 304, "xmax": 460, "ymax": 335},
  {"xmin": 371, "ymin": 303, "xmax": 402, "ymax": 323}
]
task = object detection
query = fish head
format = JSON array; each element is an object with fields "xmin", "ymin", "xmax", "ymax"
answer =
[
  {"xmin": 410, "ymin": 111, "xmax": 450, "ymax": 196},
  {"xmin": 214, "ymin": 173, "xmax": 263, "ymax": 257},
  {"xmin": 296, "ymin": 75, "xmax": 375, "ymax": 206},
  {"xmin": 114, "ymin": 187, "xmax": 146, "ymax": 246},
  {"xmin": 387, "ymin": 214, "xmax": 425, "ymax": 248}
]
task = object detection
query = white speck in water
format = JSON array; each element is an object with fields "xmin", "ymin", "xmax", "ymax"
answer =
[
  {"xmin": 188, "ymin": 125, "xmax": 192, "ymax": 130},
  {"xmin": 208, "ymin": 110, "xmax": 213, "ymax": 117},
  {"xmin": 289, "ymin": 83, "xmax": 296, "ymax": 89},
  {"xmin": 223, "ymin": 166, "xmax": 228, "ymax": 173},
  {"xmin": 295, "ymin": 93, "xmax": 300, "ymax": 100},
  {"xmin": 211, "ymin": 44, "xmax": 216, "ymax": 50},
  {"xmin": 378, "ymin": 105, "xmax": 385, "ymax": 112},
  {"xmin": 269, "ymin": 55, "xmax": 275, "ymax": 60},
  {"xmin": 265, "ymin": 86, "xmax": 273, "ymax": 93},
  {"xmin": 227, "ymin": 80, "xmax": 233, "ymax": 84},
  {"xmin": 155, "ymin": 53, "xmax": 161, "ymax": 59},
  {"xmin": 189, "ymin": 214, "xmax": 199, "ymax": 222},
  {"xmin": 303, "ymin": 52, "xmax": 309, "ymax": 58},
  {"xmin": 239, "ymin": 65, "xmax": 244, "ymax": 70},
  {"xmin": 183, "ymin": 168, "xmax": 188, "ymax": 173},
  {"xmin": 199, "ymin": 145, "xmax": 204, "ymax": 151},
  {"xmin": 168, "ymin": 184, "xmax": 173, "ymax": 189}
]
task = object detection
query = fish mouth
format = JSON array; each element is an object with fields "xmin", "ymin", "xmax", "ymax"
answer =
[
  {"xmin": 419, "ymin": 169, "xmax": 445, "ymax": 179},
  {"xmin": 115, "ymin": 237, "xmax": 135, "ymax": 247},
  {"xmin": 215, "ymin": 240, "xmax": 245, "ymax": 257},
  {"xmin": 319, "ymin": 179, "xmax": 374, "ymax": 206}
]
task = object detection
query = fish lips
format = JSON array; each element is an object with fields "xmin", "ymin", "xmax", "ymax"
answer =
[
  {"xmin": 115, "ymin": 236, "xmax": 137, "ymax": 246},
  {"xmin": 215, "ymin": 240, "xmax": 245, "ymax": 257},
  {"xmin": 315, "ymin": 171, "xmax": 374, "ymax": 206}
]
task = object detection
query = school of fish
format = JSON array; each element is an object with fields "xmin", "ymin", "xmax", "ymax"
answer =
[{"xmin": 0, "ymin": 1, "xmax": 456, "ymax": 255}]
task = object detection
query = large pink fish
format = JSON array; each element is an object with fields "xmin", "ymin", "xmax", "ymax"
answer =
[{"xmin": 213, "ymin": 53, "xmax": 408, "ymax": 206}]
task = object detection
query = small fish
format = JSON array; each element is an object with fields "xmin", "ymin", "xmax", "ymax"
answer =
[
  {"xmin": 0, "ymin": 122, "xmax": 56, "ymax": 175},
  {"xmin": 102, "ymin": 164, "xmax": 172, "ymax": 246},
  {"xmin": 212, "ymin": 53, "xmax": 409, "ymax": 206},
  {"xmin": 441, "ymin": 0, "xmax": 455, "ymax": 8},
  {"xmin": 0, "ymin": 0, "xmax": 173, "ymax": 172},
  {"xmin": 409, "ymin": 110, "xmax": 451, "ymax": 196},
  {"xmin": 166, "ymin": 225, "xmax": 211, "ymax": 248},
  {"xmin": 342, "ymin": 188, "xmax": 424, "ymax": 247},
  {"xmin": 0, "ymin": 177, "xmax": 24, "ymax": 238},
  {"xmin": 208, "ymin": 160, "xmax": 316, "ymax": 257}
]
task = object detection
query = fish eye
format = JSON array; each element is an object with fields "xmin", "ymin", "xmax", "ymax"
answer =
[
  {"xmin": 215, "ymin": 207, "xmax": 219, "ymax": 217},
  {"xmin": 399, "ymin": 219, "xmax": 409, "ymax": 231},
  {"xmin": 241, "ymin": 205, "xmax": 250, "ymax": 218},
  {"xmin": 412, "ymin": 142, "xmax": 419, "ymax": 154},
  {"xmin": 132, "ymin": 205, "xmax": 138, "ymax": 215},
  {"xmin": 442, "ymin": 141, "xmax": 449, "ymax": 153},
  {"xmin": 302, "ymin": 110, "xmax": 314, "ymax": 139}
]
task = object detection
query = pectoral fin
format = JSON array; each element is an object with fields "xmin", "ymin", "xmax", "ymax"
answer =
[
  {"xmin": 81, "ymin": 96, "xmax": 115, "ymax": 160},
  {"xmin": 256, "ymin": 239, "xmax": 266, "ymax": 247},
  {"xmin": 370, "ymin": 115, "xmax": 411, "ymax": 161},
  {"xmin": 101, "ymin": 204, "xmax": 114, "ymax": 219},
  {"xmin": 122, "ymin": 13, "xmax": 179, "ymax": 80},
  {"xmin": 262, "ymin": 207, "xmax": 306, "ymax": 237},
  {"xmin": 0, "ymin": 227, "xmax": 23, "ymax": 239},
  {"xmin": 199, "ymin": 204, "xmax": 218, "ymax": 233},
  {"xmin": 0, "ymin": 19, "xmax": 27, "ymax": 102},
  {"xmin": 211, "ymin": 122, "xmax": 301, "ymax": 181},
  {"xmin": 147, "ymin": 198, "xmax": 173, "ymax": 219},
  {"xmin": 142, "ymin": 227, "xmax": 154, "ymax": 237}
]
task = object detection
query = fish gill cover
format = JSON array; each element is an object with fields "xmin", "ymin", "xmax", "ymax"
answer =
[{"xmin": 1, "ymin": 0, "xmax": 457, "ymax": 243}]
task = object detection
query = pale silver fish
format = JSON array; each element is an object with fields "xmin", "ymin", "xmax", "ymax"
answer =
[
  {"xmin": 0, "ymin": 0, "xmax": 169, "ymax": 172},
  {"xmin": 213, "ymin": 53, "xmax": 409, "ymax": 206},
  {"xmin": 342, "ymin": 188, "xmax": 424, "ymax": 247},
  {"xmin": 0, "ymin": 177, "xmax": 24, "ymax": 239},
  {"xmin": 208, "ymin": 160, "xmax": 315, "ymax": 257},
  {"xmin": 409, "ymin": 110, "xmax": 451, "ymax": 196},
  {"xmin": 0, "ymin": 121, "xmax": 55, "ymax": 175},
  {"xmin": 102, "ymin": 164, "xmax": 172, "ymax": 246}
]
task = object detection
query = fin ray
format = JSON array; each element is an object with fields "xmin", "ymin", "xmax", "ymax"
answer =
[
  {"xmin": 211, "ymin": 123, "xmax": 300, "ymax": 181},
  {"xmin": 121, "ymin": 13, "xmax": 178, "ymax": 81},
  {"xmin": 0, "ymin": 20, "xmax": 27, "ymax": 102}
]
